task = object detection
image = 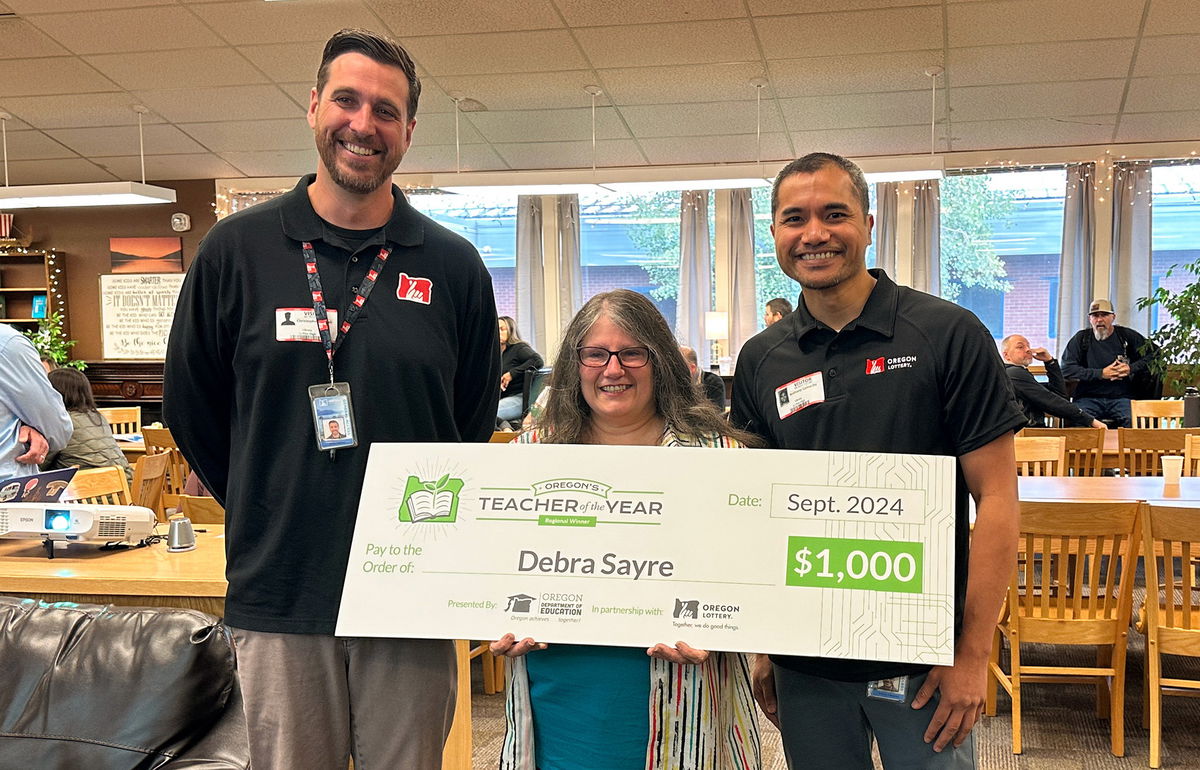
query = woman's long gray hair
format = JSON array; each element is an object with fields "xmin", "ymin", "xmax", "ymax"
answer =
[{"xmin": 536, "ymin": 289, "xmax": 758, "ymax": 446}]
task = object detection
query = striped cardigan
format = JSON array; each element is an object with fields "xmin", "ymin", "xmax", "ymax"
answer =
[{"xmin": 499, "ymin": 427, "xmax": 762, "ymax": 770}]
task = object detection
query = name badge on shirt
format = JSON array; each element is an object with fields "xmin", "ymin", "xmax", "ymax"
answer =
[
  {"xmin": 276, "ymin": 307, "xmax": 338, "ymax": 343},
  {"xmin": 775, "ymin": 371, "xmax": 825, "ymax": 420},
  {"xmin": 309, "ymin": 382, "xmax": 358, "ymax": 452}
]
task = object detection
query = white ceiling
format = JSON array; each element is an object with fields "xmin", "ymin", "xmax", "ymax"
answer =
[{"xmin": 0, "ymin": 0, "xmax": 1196, "ymax": 185}]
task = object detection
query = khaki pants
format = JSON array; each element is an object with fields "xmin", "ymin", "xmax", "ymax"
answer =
[{"xmin": 230, "ymin": 628, "xmax": 456, "ymax": 770}]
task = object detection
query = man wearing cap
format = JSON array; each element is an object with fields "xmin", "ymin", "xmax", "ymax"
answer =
[{"xmin": 1060, "ymin": 299, "xmax": 1156, "ymax": 428}]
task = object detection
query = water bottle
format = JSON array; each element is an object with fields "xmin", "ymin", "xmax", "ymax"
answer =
[{"xmin": 1185, "ymin": 386, "xmax": 1200, "ymax": 428}]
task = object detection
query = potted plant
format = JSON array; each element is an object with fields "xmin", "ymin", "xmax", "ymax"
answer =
[
  {"xmin": 23, "ymin": 311, "xmax": 86, "ymax": 371},
  {"xmin": 1137, "ymin": 255, "xmax": 1200, "ymax": 395}
]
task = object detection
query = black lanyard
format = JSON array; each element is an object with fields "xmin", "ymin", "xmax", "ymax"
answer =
[{"xmin": 302, "ymin": 240, "xmax": 391, "ymax": 383}]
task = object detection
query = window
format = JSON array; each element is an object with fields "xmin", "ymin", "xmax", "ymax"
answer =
[
  {"xmin": 940, "ymin": 169, "xmax": 1066, "ymax": 349},
  {"xmin": 406, "ymin": 191, "xmax": 517, "ymax": 317},
  {"xmin": 1150, "ymin": 164, "xmax": 1200, "ymax": 332}
]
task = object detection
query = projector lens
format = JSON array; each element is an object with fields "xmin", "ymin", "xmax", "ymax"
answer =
[{"xmin": 45, "ymin": 510, "xmax": 70, "ymax": 531}]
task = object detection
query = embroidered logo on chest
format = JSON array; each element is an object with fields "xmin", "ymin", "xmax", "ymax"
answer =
[
  {"xmin": 397, "ymin": 272, "xmax": 433, "ymax": 305},
  {"xmin": 865, "ymin": 354, "xmax": 918, "ymax": 374}
]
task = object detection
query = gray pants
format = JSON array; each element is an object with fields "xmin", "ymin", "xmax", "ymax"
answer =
[
  {"xmin": 230, "ymin": 628, "xmax": 456, "ymax": 770},
  {"xmin": 773, "ymin": 665, "xmax": 976, "ymax": 770}
]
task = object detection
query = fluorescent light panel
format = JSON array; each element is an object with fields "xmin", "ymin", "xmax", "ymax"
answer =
[{"xmin": 0, "ymin": 181, "xmax": 176, "ymax": 209}]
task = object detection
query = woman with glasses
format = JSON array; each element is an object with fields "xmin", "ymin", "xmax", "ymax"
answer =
[{"xmin": 491, "ymin": 289, "xmax": 762, "ymax": 770}]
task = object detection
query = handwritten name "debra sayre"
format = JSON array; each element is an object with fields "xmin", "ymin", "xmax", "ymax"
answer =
[{"xmin": 517, "ymin": 550, "xmax": 674, "ymax": 580}]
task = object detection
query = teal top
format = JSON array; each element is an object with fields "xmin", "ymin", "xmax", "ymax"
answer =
[{"xmin": 525, "ymin": 644, "xmax": 651, "ymax": 770}]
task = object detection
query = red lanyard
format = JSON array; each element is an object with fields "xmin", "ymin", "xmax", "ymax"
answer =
[{"xmin": 302, "ymin": 241, "xmax": 391, "ymax": 381}]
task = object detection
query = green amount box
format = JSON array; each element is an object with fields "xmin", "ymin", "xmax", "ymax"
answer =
[{"xmin": 785, "ymin": 536, "xmax": 923, "ymax": 594}]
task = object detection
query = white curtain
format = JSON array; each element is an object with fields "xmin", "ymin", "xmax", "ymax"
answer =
[
  {"xmin": 515, "ymin": 195, "xmax": 546, "ymax": 353},
  {"xmin": 1056, "ymin": 163, "xmax": 1096, "ymax": 355},
  {"xmin": 676, "ymin": 190, "xmax": 712, "ymax": 366},
  {"xmin": 727, "ymin": 188, "xmax": 757, "ymax": 360},
  {"xmin": 557, "ymin": 195, "xmax": 582, "ymax": 325},
  {"xmin": 911, "ymin": 179, "xmax": 941, "ymax": 295},
  {"xmin": 874, "ymin": 182, "xmax": 898, "ymax": 277},
  {"xmin": 1110, "ymin": 161, "xmax": 1154, "ymax": 334}
]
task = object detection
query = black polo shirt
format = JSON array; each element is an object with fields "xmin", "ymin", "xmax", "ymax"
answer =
[{"xmin": 731, "ymin": 269, "xmax": 1024, "ymax": 682}]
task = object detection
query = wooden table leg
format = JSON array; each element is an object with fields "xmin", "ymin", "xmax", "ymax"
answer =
[{"xmin": 441, "ymin": 640, "xmax": 472, "ymax": 769}]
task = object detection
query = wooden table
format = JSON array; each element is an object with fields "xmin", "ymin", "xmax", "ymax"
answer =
[
  {"xmin": 1020, "ymin": 475, "xmax": 1200, "ymax": 502},
  {"xmin": 0, "ymin": 525, "xmax": 472, "ymax": 768},
  {"xmin": 117, "ymin": 438, "xmax": 146, "ymax": 464}
]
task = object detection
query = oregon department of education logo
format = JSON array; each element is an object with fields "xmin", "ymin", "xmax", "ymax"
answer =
[{"xmin": 398, "ymin": 473, "xmax": 463, "ymax": 523}]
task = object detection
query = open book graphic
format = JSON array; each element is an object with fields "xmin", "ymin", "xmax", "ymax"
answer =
[{"xmin": 406, "ymin": 487, "xmax": 454, "ymax": 522}]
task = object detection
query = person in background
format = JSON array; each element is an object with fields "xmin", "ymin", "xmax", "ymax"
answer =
[
  {"xmin": 1061, "ymin": 299, "xmax": 1157, "ymax": 428},
  {"xmin": 39, "ymin": 356, "xmax": 55, "ymax": 374},
  {"xmin": 164, "ymin": 28, "xmax": 499, "ymax": 770},
  {"xmin": 680, "ymin": 344, "xmax": 727, "ymax": 410},
  {"xmin": 732, "ymin": 152, "xmax": 1021, "ymax": 768},
  {"xmin": 763, "ymin": 297, "xmax": 793, "ymax": 327},
  {"xmin": 0, "ymin": 323, "xmax": 71, "ymax": 482},
  {"xmin": 492, "ymin": 289, "xmax": 762, "ymax": 770},
  {"xmin": 41, "ymin": 368, "xmax": 133, "ymax": 485},
  {"xmin": 1001, "ymin": 334, "xmax": 1104, "ymax": 429},
  {"xmin": 497, "ymin": 315, "xmax": 543, "ymax": 427}
]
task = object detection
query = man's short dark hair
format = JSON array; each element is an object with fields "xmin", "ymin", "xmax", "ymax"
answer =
[
  {"xmin": 765, "ymin": 297, "xmax": 793, "ymax": 317},
  {"xmin": 770, "ymin": 152, "xmax": 870, "ymax": 220},
  {"xmin": 316, "ymin": 28, "xmax": 422, "ymax": 119}
]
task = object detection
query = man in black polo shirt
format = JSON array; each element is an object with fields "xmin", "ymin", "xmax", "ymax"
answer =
[
  {"xmin": 165, "ymin": 29, "xmax": 499, "ymax": 769},
  {"xmin": 731, "ymin": 153, "xmax": 1022, "ymax": 768}
]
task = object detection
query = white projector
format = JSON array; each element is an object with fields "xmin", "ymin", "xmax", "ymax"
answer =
[{"xmin": 0, "ymin": 503, "xmax": 156, "ymax": 544}]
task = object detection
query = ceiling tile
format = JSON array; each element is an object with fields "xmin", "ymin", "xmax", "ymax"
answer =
[
  {"xmin": 768, "ymin": 51, "xmax": 938, "ymax": 98},
  {"xmin": 639, "ymin": 132, "xmax": 792, "ymax": 165},
  {"xmin": 237, "ymin": 43, "xmax": 322, "ymax": 84},
  {"xmin": 85, "ymin": 48, "xmax": 266, "ymax": 90},
  {"xmin": 465, "ymin": 107, "xmax": 631, "ymax": 144},
  {"xmin": 778, "ymin": 91, "xmax": 937, "ymax": 132},
  {"xmin": 411, "ymin": 112, "xmax": 485, "ymax": 146},
  {"xmin": 619, "ymin": 101, "xmax": 787, "ymax": 138},
  {"xmin": 748, "ymin": 0, "xmax": 941, "ymax": 13},
  {"xmin": 4, "ymin": 0, "xmax": 173, "ymax": 11},
  {"xmin": 0, "ymin": 57, "xmax": 118, "ymax": 97},
  {"xmin": 2, "ymin": 129, "xmax": 76, "ymax": 160},
  {"xmin": 949, "ymin": 116, "xmax": 1115, "ymax": 152},
  {"xmin": 189, "ymin": 1, "xmax": 379, "ymax": 46},
  {"xmin": 756, "ymin": 6, "xmax": 942, "ymax": 59},
  {"xmin": 574, "ymin": 20, "xmax": 758, "ymax": 69},
  {"xmin": 176, "ymin": 119, "xmax": 314, "ymax": 153},
  {"xmin": 788, "ymin": 125, "xmax": 931, "ymax": 158},
  {"xmin": 948, "ymin": 39, "xmax": 1136, "ymax": 87},
  {"xmin": 1116, "ymin": 110, "xmax": 1200, "ymax": 143},
  {"xmin": 393, "ymin": 143, "xmax": 509, "ymax": 173},
  {"xmin": 435, "ymin": 71, "xmax": 601, "ymax": 111},
  {"xmin": 1124, "ymin": 75, "xmax": 1200, "ymax": 114},
  {"xmin": 401, "ymin": 30, "xmax": 588, "ymax": 76},
  {"xmin": 948, "ymin": 0, "xmax": 1143, "ymax": 47},
  {"xmin": 215, "ymin": 148, "xmax": 316, "ymax": 178},
  {"xmin": 0, "ymin": 18, "xmax": 70, "ymax": 58},
  {"xmin": 557, "ymin": 0, "xmax": 744, "ymax": 26},
  {"xmin": 3, "ymin": 158, "xmax": 117, "ymax": 185},
  {"xmin": 1144, "ymin": 0, "xmax": 1200, "ymax": 36},
  {"xmin": 600, "ymin": 62, "xmax": 769, "ymax": 105},
  {"xmin": 1135, "ymin": 35, "xmax": 1200, "ymax": 77},
  {"xmin": 368, "ymin": 0, "xmax": 562, "ymax": 35},
  {"xmin": 133, "ymin": 85, "xmax": 302, "ymax": 123},
  {"xmin": 948, "ymin": 80, "xmax": 1125, "ymax": 122},
  {"xmin": 96, "ymin": 152, "xmax": 244, "ymax": 181},
  {"xmin": 0, "ymin": 93, "xmax": 165, "ymax": 129},
  {"xmin": 47, "ymin": 124, "xmax": 206, "ymax": 156},
  {"xmin": 491, "ymin": 139, "xmax": 646, "ymax": 170},
  {"xmin": 25, "ymin": 7, "xmax": 224, "ymax": 54}
]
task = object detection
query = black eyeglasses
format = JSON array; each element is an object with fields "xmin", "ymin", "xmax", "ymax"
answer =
[{"xmin": 577, "ymin": 346, "xmax": 651, "ymax": 368}]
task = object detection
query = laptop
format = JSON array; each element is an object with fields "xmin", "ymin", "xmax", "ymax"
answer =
[{"xmin": 0, "ymin": 467, "xmax": 78, "ymax": 503}]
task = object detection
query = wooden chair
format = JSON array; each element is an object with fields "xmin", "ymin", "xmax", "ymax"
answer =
[
  {"xmin": 1116, "ymin": 428, "xmax": 1191, "ymax": 476},
  {"xmin": 1185, "ymin": 434, "xmax": 1200, "ymax": 478},
  {"xmin": 1018, "ymin": 427, "xmax": 1105, "ymax": 476},
  {"xmin": 1137, "ymin": 503, "xmax": 1200, "ymax": 768},
  {"xmin": 131, "ymin": 451, "xmax": 170, "ymax": 522},
  {"xmin": 1132, "ymin": 400, "xmax": 1185, "ymax": 429},
  {"xmin": 490, "ymin": 430, "xmax": 518, "ymax": 444},
  {"xmin": 467, "ymin": 642, "xmax": 505, "ymax": 696},
  {"xmin": 143, "ymin": 426, "xmax": 190, "ymax": 511},
  {"xmin": 61, "ymin": 466, "xmax": 132, "ymax": 506},
  {"xmin": 97, "ymin": 406, "xmax": 142, "ymax": 435},
  {"xmin": 985, "ymin": 500, "xmax": 1142, "ymax": 756},
  {"xmin": 1013, "ymin": 435, "xmax": 1067, "ymax": 476},
  {"xmin": 178, "ymin": 494, "xmax": 225, "ymax": 525}
]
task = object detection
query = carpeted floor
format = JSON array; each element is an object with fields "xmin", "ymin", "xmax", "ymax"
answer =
[{"xmin": 468, "ymin": 632, "xmax": 1200, "ymax": 768}]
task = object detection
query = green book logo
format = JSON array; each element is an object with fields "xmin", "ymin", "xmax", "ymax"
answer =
[{"xmin": 398, "ymin": 473, "xmax": 463, "ymax": 523}]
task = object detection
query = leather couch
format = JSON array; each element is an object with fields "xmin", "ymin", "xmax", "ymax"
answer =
[{"xmin": 0, "ymin": 596, "xmax": 249, "ymax": 768}]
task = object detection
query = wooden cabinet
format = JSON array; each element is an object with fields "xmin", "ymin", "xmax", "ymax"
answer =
[{"xmin": 0, "ymin": 248, "xmax": 67, "ymax": 330}]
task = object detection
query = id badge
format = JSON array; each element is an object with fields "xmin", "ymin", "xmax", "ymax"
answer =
[
  {"xmin": 866, "ymin": 676, "xmax": 908, "ymax": 703},
  {"xmin": 309, "ymin": 382, "xmax": 358, "ymax": 451},
  {"xmin": 775, "ymin": 371, "xmax": 825, "ymax": 420}
]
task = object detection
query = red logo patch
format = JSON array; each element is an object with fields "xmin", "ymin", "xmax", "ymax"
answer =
[
  {"xmin": 397, "ymin": 273, "xmax": 433, "ymax": 305},
  {"xmin": 865, "ymin": 357, "xmax": 886, "ymax": 375}
]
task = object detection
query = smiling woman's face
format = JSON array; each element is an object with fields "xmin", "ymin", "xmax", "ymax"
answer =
[{"xmin": 579, "ymin": 314, "xmax": 656, "ymax": 427}]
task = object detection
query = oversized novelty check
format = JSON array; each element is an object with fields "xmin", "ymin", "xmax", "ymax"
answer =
[{"xmin": 336, "ymin": 443, "xmax": 957, "ymax": 665}]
